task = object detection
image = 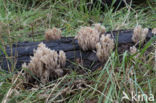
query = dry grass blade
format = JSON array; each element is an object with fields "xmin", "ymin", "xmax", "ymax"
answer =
[
  {"xmin": 45, "ymin": 75, "xmax": 67, "ymax": 103},
  {"xmin": 2, "ymin": 69, "xmax": 23, "ymax": 103}
]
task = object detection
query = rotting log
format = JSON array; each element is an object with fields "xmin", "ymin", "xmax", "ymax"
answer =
[{"xmin": 0, "ymin": 29, "xmax": 155, "ymax": 71}]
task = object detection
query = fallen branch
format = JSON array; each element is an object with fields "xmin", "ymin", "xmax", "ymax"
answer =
[{"xmin": 0, "ymin": 29, "xmax": 154, "ymax": 71}]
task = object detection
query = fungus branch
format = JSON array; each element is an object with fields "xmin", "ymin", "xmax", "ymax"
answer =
[
  {"xmin": 132, "ymin": 25, "xmax": 149, "ymax": 43},
  {"xmin": 130, "ymin": 46, "xmax": 137, "ymax": 55},
  {"xmin": 96, "ymin": 34, "xmax": 114, "ymax": 63},
  {"xmin": 93, "ymin": 23, "xmax": 106, "ymax": 34},
  {"xmin": 152, "ymin": 28, "xmax": 156, "ymax": 35},
  {"xmin": 76, "ymin": 27, "xmax": 100, "ymax": 51},
  {"xmin": 45, "ymin": 27, "xmax": 62, "ymax": 41},
  {"xmin": 76, "ymin": 23, "xmax": 106, "ymax": 51}
]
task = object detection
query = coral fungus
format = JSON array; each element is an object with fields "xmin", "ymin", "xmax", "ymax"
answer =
[
  {"xmin": 75, "ymin": 23, "xmax": 106, "ymax": 51},
  {"xmin": 45, "ymin": 27, "xmax": 62, "ymax": 41},
  {"xmin": 96, "ymin": 34, "xmax": 114, "ymax": 63},
  {"xmin": 132, "ymin": 25, "xmax": 149, "ymax": 43},
  {"xmin": 130, "ymin": 46, "xmax": 140, "ymax": 58},
  {"xmin": 76, "ymin": 26, "xmax": 100, "ymax": 51},
  {"xmin": 152, "ymin": 28, "xmax": 156, "ymax": 35},
  {"xmin": 59, "ymin": 50, "xmax": 66, "ymax": 68},
  {"xmin": 22, "ymin": 42, "xmax": 66, "ymax": 83},
  {"xmin": 130, "ymin": 46, "xmax": 137, "ymax": 55},
  {"xmin": 93, "ymin": 23, "xmax": 106, "ymax": 34}
]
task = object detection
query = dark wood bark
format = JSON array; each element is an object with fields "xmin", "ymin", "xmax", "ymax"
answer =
[{"xmin": 0, "ymin": 29, "xmax": 154, "ymax": 71}]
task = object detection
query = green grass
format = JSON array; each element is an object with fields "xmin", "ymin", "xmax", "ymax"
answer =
[{"xmin": 0, "ymin": 0, "xmax": 156, "ymax": 103}]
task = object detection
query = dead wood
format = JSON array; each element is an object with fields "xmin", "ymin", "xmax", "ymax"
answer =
[{"xmin": 0, "ymin": 29, "xmax": 154, "ymax": 71}]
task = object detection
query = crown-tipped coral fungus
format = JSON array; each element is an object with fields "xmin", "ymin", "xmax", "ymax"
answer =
[
  {"xmin": 152, "ymin": 28, "xmax": 156, "ymax": 35},
  {"xmin": 76, "ymin": 27, "xmax": 100, "ymax": 51},
  {"xmin": 96, "ymin": 34, "xmax": 114, "ymax": 63},
  {"xmin": 132, "ymin": 25, "xmax": 149, "ymax": 43},
  {"xmin": 93, "ymin": 23, "xmax": 106, "ymax": 34},
  {"xmin": 22, "ymin": 42, "xmax": 66, "ymax": 83},
  {"xmin": 45, "ymin": 27, "xmax": 62, "ymax": 41}
]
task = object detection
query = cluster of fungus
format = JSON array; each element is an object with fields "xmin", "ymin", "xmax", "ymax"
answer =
[
  {"xmin": 22, "ymin": 24, "xmax": 152, "ymax": 84},
  {"xmin": 76, "ymin": 23, "xmax": 115, "ymax": 63},
  {"xmin": 45, "ymin": 27, "xmax": 62, "ymax": 41},
  {"xmin": 22, "ymin": 42, "xmax": 66, "ymax": 83},
  {"xmin": 129, "ymin": 46, "xmax": 140, "ymax": 58},
  {"xmin": 96, "ymin": 34, "xmax": 114, "ymax": 63},
  {"xmin": 76, "ymin": 23, "xmax": 106, "ymax": 51},
  {"xmin": 132, "ymin": 25, "xmax": 149, "ymax": 43},
  {"xmin": 152, "ymin": 28, "xmax": 156, "ymax": 35},
  {"xmin": 130, "ymin": 46, "xmax": 137, "ymax": 55}
]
